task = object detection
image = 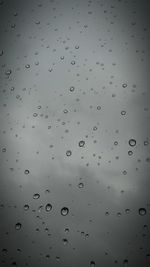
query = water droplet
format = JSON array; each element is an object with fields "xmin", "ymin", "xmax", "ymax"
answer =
[
  {"xmin": 78, "ymin": 182, "xmax": 84, "ymax": 188},
  {"xmin": 63, "ymin": 109, "xmax": 68, "ymax": 114},
  {"xmin": 66, "ymin": 150, "xmax": 72, "ymax": 156},
  {"xmin": 5, "ymin": 69, "xmax": 12, "ymax": 75},
  {"xmin": 90, "ymin": 261, "xmax": 95, "ymax": 267},
  {"xmin": 144, "ymin": 140, "xmax": 149, "ymax": 146},
  {"xmin": 0, "ymin": 50, "xmax": 4, "ymax": 56},
  {"xmin": 97, "ymin": 106, "xmax": 101, "ymax": 110},
  {"xmin": 123, "ymin": 259, "xmax": 128, "ymax": 266},
  {"xmin": 24, "ymin": 204, "xmax": 29, "ymax": 211},
  {"xmin": 25, "ymin": 64, "xmax": 30, "ymax": 69},
  {"xmin": 128, "ymin": 150, "xmax": 133, "ymax": 156},
  {"xmin": 45, "ymin": 189, "xmax": 50, "ymax": 194},
  {"xmin": 45, "ymin": 203, "xmax": 52, "ymax": 212},
  {"xmin": 71, "ymin": 60, "xmax": 75, "ymax": 65},
  {"xmin": 75, "ymin": 45, "xmax": 79, "ymax": 49},
  {"xmin": 24, "ymin": 169, "xmax": 29, "ymax": 174},
  {"xmin": 129, "ymin": 139, "xmax": 136, "ymax": 147},
  {"xmin": 125, "ymin": 208, "xmax": 130, "ymax": 214},
  {"xmin": 48, "ymin": 68, "xmax": 53, "ymax": 72},
  {"xmin": 93, "ymin": 126, "xmax": 98, "ymax": 131},
  {"xmin": 69, "ymin": 86, "xmax": 75, "ymax": 92},
  {"xmin": 114, "ymin": 141, "xmax": 118, "ymax": 146},
  {"xmin": 61, "ymin": 207, "xmax": 69, "ymax": 216},
  {"xmin": 11, "ymin": 262, "xmax": 17, "ymax": 266},
  {"xmin": 33, "ymin": 193, "xmax": 40, "ymax": 199},
  {"xmin": 38, "ymin": 205, "xmax": 43, "ymax": 212},
  {"xmin": 62, "ymin": 238, "xmax": 68, "ymax": 245},
  {"xmin": 64, "ymin": 227, "xmax": 69, "ymax": 233},
  {"xmin": 15, "ymin": 222, "xmax": 22, "ymax": 230},
  {"xmin": 121, "ymin": 110, "xmax": 126, "ymax": 115},
  {"xmin": 79, "ymin": 140, "xmax": 85, "ymax": 147},
  {"xmin": 122, "ymin": 83, "xmax": 127, "ymax": 88},
  {"xmin": 139, "ymin": 208, "xmax": 146, "ymax": 216}
]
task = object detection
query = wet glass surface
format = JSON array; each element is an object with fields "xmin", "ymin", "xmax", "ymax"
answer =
[{"xmin": 0, "ymin": 0, "xmax": 150, "ymax": 266}]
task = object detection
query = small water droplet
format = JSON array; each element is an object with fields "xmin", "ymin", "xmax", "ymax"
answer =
[
  {"xmin": 66, "ymin": 150, "xmax": 72, "ymax": 156},
  {"xmin": 61, "ymin": 207, "xmax": 69, "ymax": 216},
  {"xmin": 125, "ymin": 208, "xmax": 130, "ymax": 214},
  {"xmin": 129, "ymin": 139, "xmax": 136, "ymax": 147},
  {"xmin": 45, "ymin": 203, "xmax": 52, "ymax": 212},
  {"xmin": 123, "ymin": 259, "xmax": 128, "ymax": 266},
  {"xmin": 90, "ymin": 261, "xmax": 95, "ymax": 267},
  {"xmin": 69, "ymin": 86, "xmax": 75, "ymax": 92},
  {"xmin": 121, "ymin": 110, "xmax": 126, "ymax": 115},
  {"xmin": 78, "ymin": 182, "xmax": 84, "ymax": 188},
  {"xmin": 33, "ymin": 193, "xmax": 40, "ymax": 199},
  {"xmin": 71, "ymin": 60, "xmax": 75, "ymax": 65},
  {"xmin": 62, "ymin": 238, "xmax": 68, "ymax": 245},
  {"xmin": 24, "ymin": 169, "xmax": 29, "ymax": 174},
  {"xmin": 24, "ymin": 204, "xmax": 29, "ymax": 211},
  {"xmin": 122, "ymin": 83, "xmax": 127, "ymax": 88},
  {"xmin": 79, "ymin": 140, "xmax": 85, "ymax": 147},
  {"xmin": 5, "ymin": 69, "xmax": 12, "ymax": 75},
  {"xmin": 139, "ymin": 208, "xmax": 146, "ymax": 216},
  {"xmin": 25, "ymin": 64, "xmax": 30, "ymax": 69},
  {"xmin": 0, "ymin": 50, "xmax": 4, "ymax": 56},
  {"xmin": 63, "ymin": 109, "xmax": 68, "ymax": 114},
  {"xmin": 15, "ymin": 222, "xmax": 22, "ymax": 230}
]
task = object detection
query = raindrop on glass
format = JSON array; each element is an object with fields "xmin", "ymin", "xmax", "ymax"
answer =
[
  {"xmin": 90, "ymin": 261, "xmax": 95, "ymax": 267},
  {"xmin": 78, "ymin": 140, "xmax": 85, "ymax": 147},
  {"xmin": 24, "ymin": 204, "xmax": 29, "ymax": 211},
  {"xmin": 45, "ymin": 203, "xmax": 52, "ymax": 212},
  {"xmin": 139, "ymin": 208, "xmax": 146, "ymax": 216},
  {"xmin": 66, "ymin": 150, "xmax": 72, "ymax": 156},
  {"xmin": 69, "ymin": 86, "xmax": 75, "ymax": 92},
  {"xmin": 24, "ymin": 169, "xmax": 30, "ymax": 175},
  {"xmin": 61, "ymin": 207, "xmax": 69, "ymax": 216},
  {"xmin": 122, "ymin": 83, "xmax": 127, "ymax": 88},
  {"xmin": 33, "ymin": 193, "xmax": 40, "ymax": 199},
  {"xmin": 129, "ymin": 139, "xmax": 136, "ymax": 147},
  {"xmin": 78, "ymin": 182, "xmax": 84, "ymax": 188},
  {"xmin": 15, "ymin": 222, "xmax": 22, "ymax": 230}
]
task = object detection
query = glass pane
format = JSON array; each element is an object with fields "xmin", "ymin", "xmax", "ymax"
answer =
[{"xmin": 0, "ymin": 0, "xmax": 150, "ymax": 266}]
